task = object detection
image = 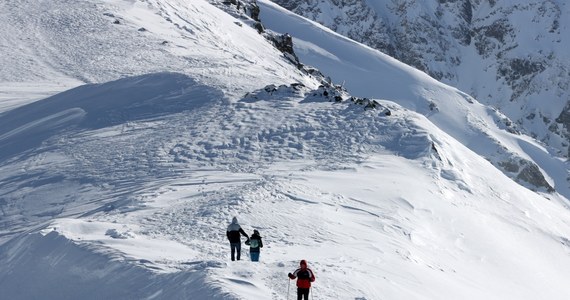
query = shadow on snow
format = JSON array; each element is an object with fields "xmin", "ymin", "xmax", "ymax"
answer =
[{"xmin": 0, "ymin": 72, "xmax": 224, "ymax": 163}]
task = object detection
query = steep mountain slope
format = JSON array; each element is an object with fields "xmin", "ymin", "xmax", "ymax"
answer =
[
  {"xmin": 0, "ymin": 0, "xmax": 320, "ymax": 241},
  {"xmin": 269, "ymin": 0, "xmax": 570, "ymax": 158},
  {"xmin": 0, "ymin": 0, "xmax": 310, "ymax": 106},
  {"xmin": 2, "ymin": 0, "xmax": 570, "ymax": 299},
  {"xmin": 257, "ymin": 0, "xmax": 570, "ymax": 197}
]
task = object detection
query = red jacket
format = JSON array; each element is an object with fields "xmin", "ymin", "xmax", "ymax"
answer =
[{"xmin": 289, "ymin": 267, "xmax": 315, "ymax": 289}]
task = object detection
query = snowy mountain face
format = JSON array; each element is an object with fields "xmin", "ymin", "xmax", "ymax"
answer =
[
  {"xmin": 269, "ymin": 0, "xmax": 570, "ymax": 158},
  {"xmin": 2, "ymin": 0, "xmax": 570, "ymax": 299},
  {"xmin": 0, "ymin": 0, "xmax": 319, "ymax": 242},
  {"xmin": 255, "ymin": 0, "xmax": 570, "ymax": 197}
]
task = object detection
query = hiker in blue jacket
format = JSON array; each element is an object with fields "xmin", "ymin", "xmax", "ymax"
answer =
[{"xmin": 226, "ymin": 217, "xmax": 249, "ymax": 261}]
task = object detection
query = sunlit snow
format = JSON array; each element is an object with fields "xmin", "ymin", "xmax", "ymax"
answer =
[{"xmin": 1, "ymin": 0, "xmax": 570, "ymax": 299}]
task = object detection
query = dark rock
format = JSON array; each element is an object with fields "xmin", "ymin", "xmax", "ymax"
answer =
[
  {"xmin": 516, "ymin": 161, "xmax": 555, "ymax": 192},
  {"xmin": 249, "ymin": 2, "xmax": 261, "ymax": 22},
  {"xmin": 555, "ymin": 102, "xmax": 570, "ymax": 156},
  {"xmin": 254, "ymin": 22, "xmax": 264, "ymax": 33}
]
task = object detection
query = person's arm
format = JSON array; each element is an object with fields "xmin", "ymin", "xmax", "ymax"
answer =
[
  {"xmin": 289, "ymin": 268, "xmax": 300, "ymax": 279},
  {"xmin": 309, "ymin": 269, "xmax": 315, "ymax": 282},
  {"xmin": 259, "ymin": 238, "xmax": 263, "ymax": 248},
  {"xmin": 239, "ymin": 227, "xmax": 249, "ymax": 239}
]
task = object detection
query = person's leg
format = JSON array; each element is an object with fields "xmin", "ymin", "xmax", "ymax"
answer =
[
  {"xmin": 297, "ymin": 288, "xmax": 303, "ymax": 300},
  {"xmin": 251, "ymin": 252, "xmax": 259, "ymax": 261},
  {"xmin": 236, "ymin": 242, "xmax": 241, "ymax": 260},
  {"xmin": 303, "ymin": 288, "xmax": 310, "ymax": 300},
  {"xmin": 230, "ymin": 243, "xmax": 236, "ymax": 261}
]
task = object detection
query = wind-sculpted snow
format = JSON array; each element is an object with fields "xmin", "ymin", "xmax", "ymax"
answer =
[
  {"xmin": 0, "ymin": 71, "xmax": 428, "ymax": 242},
  {"xmin": 0, "ymin": 71, "xmax": 456, "ymax": 299},
  {"xmin": 0, "ymin": 73, "xmax": 219, "ymax": 162},
  {"xmin": 257, "ymin": 0, "xmax": 567, "ymax": 195},
  {"xmin": 0, "ymin": 0, "xmax": 167, "ymax": 84},
  {"xmin": 0, "ymin": 0, "xmax": 311, "ymax": 101},
  {"xmin": 270, "ymin": 0, "xmax": 570, "ymax": 156},
  {"xmin": 0, "ymin": 231, "xmax": 227, "ymax": 299},
  {"xmin": 3, "ymin": 70, "xmax": 570, "ymax": 299},
  {"xmin": 0, "ymin": 73, "xmax": 224, "ymax": 241},
  {"xmin": 2, "ymin": 0, "xmax": 570, "ymax": 299},
  {"xmin": 169, "ymin": 83, "xmax": 405, "ymax": 169}
]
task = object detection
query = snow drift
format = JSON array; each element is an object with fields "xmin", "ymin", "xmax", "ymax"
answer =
[{"xmin": 1, "ymin": 0, "xmax": 570, "ymax": 299}]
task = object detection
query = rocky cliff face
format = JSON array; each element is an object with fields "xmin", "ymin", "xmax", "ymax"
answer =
[{"xmin": 271, "ymin": 0, "xmax": 570, "ymax": 158}]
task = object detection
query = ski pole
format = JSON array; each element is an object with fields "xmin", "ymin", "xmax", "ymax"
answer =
[{"xmin": 287, "ymin": 278, "xmax": 290, "ymax": 300}]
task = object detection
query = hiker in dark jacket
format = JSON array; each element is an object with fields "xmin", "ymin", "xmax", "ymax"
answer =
[
  {"xmin": 288, "ymin": 259, "xmax": 316, "ymax": 300},
  {"xmin": 226, "ymin": 217, "xmax": 249, "ymax": 261},
  {"xmin": 246, "ymin": 229, "xmax": 263, "ymax": 262}
]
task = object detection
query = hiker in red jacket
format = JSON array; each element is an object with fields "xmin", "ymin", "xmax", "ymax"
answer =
[{"xmin": 288, "ymin": 259, "xmax": 316, "ymax": 300}]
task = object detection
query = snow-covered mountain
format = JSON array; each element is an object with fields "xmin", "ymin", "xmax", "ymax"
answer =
[
  {"xmin": 270, "ymin": 0, "xmax": 570, "ymax": 158},
  {"xmin": 256, "ymin": 0, "xmax": 570, "ymax": 196},
  {"xmin": 1, "ymin": 0, "xmax": 570, "ymax": 299}
]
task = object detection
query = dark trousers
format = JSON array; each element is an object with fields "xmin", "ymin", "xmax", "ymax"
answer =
[
  {"xmin": 297, "ymin": 288, "xmax": 310, "ymax": 300},
  {"xmin": 250, "ymin": 251, "xmax": 260, "ymax": 262},
  {"xmin": 230, "ymin": 242, "xmax": 241, "ymax": 261}
]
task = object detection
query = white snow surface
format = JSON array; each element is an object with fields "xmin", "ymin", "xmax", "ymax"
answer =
[
  {"xmin": 268, "ymin": 0, "xmax": 570, "ymax": 159},
  {"xmin": 1, "ymin": 0, "xmax": 570, "ymax": 300},
  {"xmin": 257, "ymin": 0, "xmax": 570, "ymax": 196}
]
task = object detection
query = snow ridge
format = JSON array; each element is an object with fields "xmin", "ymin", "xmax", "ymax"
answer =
[{"xmin": 269, "ymin": 0, "xmax": 570, "ymax": 169}]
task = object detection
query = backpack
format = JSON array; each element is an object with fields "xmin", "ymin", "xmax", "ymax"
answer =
[{"xmin": 249, "ymin": 238, "xmax": 259, "ymax": 248}]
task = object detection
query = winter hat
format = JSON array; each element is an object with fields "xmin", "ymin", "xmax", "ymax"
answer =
[
  {"xmin": 300, "ymin": 259, "xmax": 307, "ymax": 266},
  {"xmin": 232, "ymin": 217, "xmax": 238, "ymax": 224},
  {"xmin": 253, "ymin": 229, "xmax": 259, "ymax": 235}
]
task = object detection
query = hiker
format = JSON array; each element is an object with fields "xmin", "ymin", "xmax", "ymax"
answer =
[
  {"xmin": 288, "ymin": 260, "xmax": 316, "ymax": 300},
  {"xmin": 226, "ymin": 217, "xmax": 249, "ymax": 261},
  {"xmin": 246, "ymin": 229, "xmax": 263, "ymax": 261}
]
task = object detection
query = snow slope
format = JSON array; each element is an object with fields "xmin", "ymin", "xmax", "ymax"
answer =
[
  {"xmin": 2, "ymin": 0, "xmax": 570, "ymax": 299},
  {"xmin": 0, "ymin": 0, "xmax": 310, "ymax": 105},
  {"xmin": 258, "ymin": 0, "xmax": 570, "ymax": 197},
  {"xmin": 269, "ymin": 0, "xmax": 570, "ymax": 158}
]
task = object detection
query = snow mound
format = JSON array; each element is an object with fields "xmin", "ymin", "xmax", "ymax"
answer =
[
  {"xmin": 0, "ymin": 73, "xmax": 222, "ymax": 162},
  {"xmin": 0, "ymin": 231, "xmax": 228, "ymax": 300}
]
